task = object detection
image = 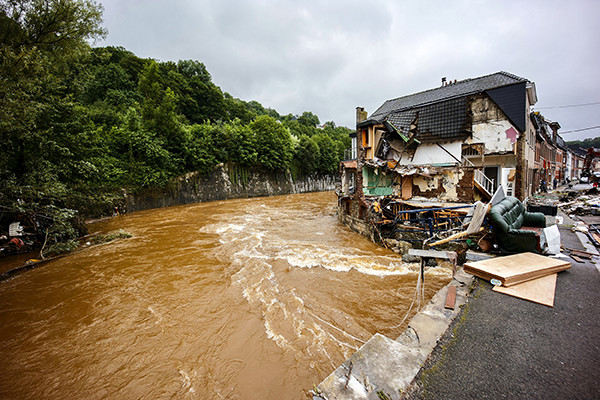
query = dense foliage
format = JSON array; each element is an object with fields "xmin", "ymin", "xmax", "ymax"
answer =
[
  {"xmin": 0, "ymin": 0, "xmax": 352, "ymax": 253},
  {"xmin": 566, "ymin": 137, "xmax": 600, "ymax": 153}
]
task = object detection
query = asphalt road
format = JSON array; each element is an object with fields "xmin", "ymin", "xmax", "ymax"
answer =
[{"xmin": 404, "ymin": 227, "xmax": 600, "ymax": 400}]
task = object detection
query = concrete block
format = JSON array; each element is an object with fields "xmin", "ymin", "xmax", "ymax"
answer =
[
  {"xmin": 317, "ymin": 333, "xmax": 424, "ymax": 400},
  {"xmin": 316, "ymin": 268, "xmax": 475, "ymax": 400}
]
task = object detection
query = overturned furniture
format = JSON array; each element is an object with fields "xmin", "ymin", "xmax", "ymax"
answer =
[{"xmin": 489, "ymin": 196, "xmax": 546, "ymax": 254}]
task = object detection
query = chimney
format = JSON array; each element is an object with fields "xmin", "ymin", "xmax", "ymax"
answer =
[
  {"xmin": 441, "ymin": 77, "xmax": 447, "ymax": 86},
  {"xmin": 356, "ymin": 107, "xmax": 367, "ymax": 125}
]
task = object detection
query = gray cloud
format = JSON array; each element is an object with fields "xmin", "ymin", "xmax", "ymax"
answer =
[{"xmin": 98, "ymin": 0, "xmax": 600, "ymax": 140}]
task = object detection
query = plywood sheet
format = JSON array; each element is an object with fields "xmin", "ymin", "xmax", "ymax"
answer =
[
  {"xmin": 492, "ymin": 273, "xmax": 557, "ymax": 307},
  {"xmin": 464, "ymin": 252, "xmax": 570, "ymax": 286}
]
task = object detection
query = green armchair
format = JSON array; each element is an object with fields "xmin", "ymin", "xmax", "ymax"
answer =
[{"xmin": 489, "ymin": 196, "xmax": 547, "ymax": 254}]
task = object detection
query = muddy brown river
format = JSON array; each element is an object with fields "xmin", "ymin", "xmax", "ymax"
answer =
[{"xmin": 0, "ymin": 191, "xmax": 452, "ymax": 399}]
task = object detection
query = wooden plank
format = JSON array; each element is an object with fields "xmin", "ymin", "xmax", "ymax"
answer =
[
  {"xmin": 464, "ymin": 252, "xmax": 571, "ymax": 287},
  {"xmin": 570, "ymin": 254, "xmax": 586, "ymax": 263},
  {"xmin": 591, "ymin": 232, "xmax": 600, "ymax": 246},
  {"xmin": 569, "ymin": 251, "xmax": 592, "ymax": 260},
  {"xmin": 492, "ymin": 273, "xmax": 557, "ymax": 307},
  {"xmin": 444, "ymin": 286, "xmax": 457, "ymax": 309},
  {"xmin": 564, "ymin": 247, "xmax": 596, "ymax": 257}
]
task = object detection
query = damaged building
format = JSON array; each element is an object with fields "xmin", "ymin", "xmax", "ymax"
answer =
[{"xmin": 338, "ymin": 71, "xmax": 540, "ymax": 242}]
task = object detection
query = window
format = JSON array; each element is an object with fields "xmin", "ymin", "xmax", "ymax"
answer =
[{"xmin": 361, "ymin": 129, "xmax": 370, "ymax": 148}]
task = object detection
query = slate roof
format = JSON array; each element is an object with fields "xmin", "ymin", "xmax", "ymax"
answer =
[
  {"xmin": 368, "ymin": 71, "xmax": 528, "ymax": 122},
  {"xmin": 386, "ymin": 97, "xmax": 471, "ymax": 142}
]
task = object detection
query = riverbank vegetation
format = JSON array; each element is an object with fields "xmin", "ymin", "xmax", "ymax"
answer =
[{"xmin": 0, "ymin": 0, "xmax": 352, "ymax": 254}]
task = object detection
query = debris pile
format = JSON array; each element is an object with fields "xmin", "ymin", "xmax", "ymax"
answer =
[{"xmin": 558, "ymin": 194, "xmax": 600, "ymax": 216}]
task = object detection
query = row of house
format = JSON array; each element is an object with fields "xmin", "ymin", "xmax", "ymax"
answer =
[
  {"xmin": 531, "ymin": 111, "xmax": 590, "ymax": 187},
  {"xmin": 339, "ymin": 71, "xmax": 589, "ymax": 233}
]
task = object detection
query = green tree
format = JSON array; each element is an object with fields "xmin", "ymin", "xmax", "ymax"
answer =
[
  {"xmin": 250, "ymin": 115, "xmax": 294, "ymax": 170},
  {"xmin": 152, "ymin": 59, "xmax": 227, "ymax": 124},
  {"xmin": 177, "ymin": 59, "xmax": 211, "ymax": 82},
  {"xmin": 0, "ymin": 0, "xmax": 106, "ymax": 178},
  {"xmin": 312, "ymin": 133, "xmax": 338, "ymax": 174},
  {"xmin": 0, "ymin": 0, "xmax": 106, "ymax": 52},
  {"xmin": 138, "ymin": 60, "xmax": 163, "ymax": 124},
  {"xmin": 186, "ymin": 123, "xmax": 217, "ymax": 174},
  {"xmin": 0, "ymin": 0, "xmax": 107, "ymax": 240},
  {"xmin": 82, "ymin": 63, "xmax": 138, "ymax": 108},
  {"xmin": 217, "ymin": 119, "xmax": 258, "ymax": 166},
  {"xmin": 294, "ymin": 134, "xmax": 319, "ymax": 174},
  {"xmin": 283, "ymin": 118, "xmax": 317, "ymax": 138},
  {"xmin": 297, "ymin": 111, "xmax": 320, "ymax": 128},
  {"xmin": 224, "ymin": 93, "xmax": 255, "ymax": 124}
]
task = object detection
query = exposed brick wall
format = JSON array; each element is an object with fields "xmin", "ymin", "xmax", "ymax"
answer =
[{"xmin": 456, "ymin": 168, "xmax": 475, "ymax": 202}]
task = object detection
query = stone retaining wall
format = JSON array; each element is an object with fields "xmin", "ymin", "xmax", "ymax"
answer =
[{"xmin": 125, "ymin": 163, "xmax": 337, "ymax": 212}]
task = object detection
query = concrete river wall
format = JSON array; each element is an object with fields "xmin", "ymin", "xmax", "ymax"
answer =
[{"xmin": 125, "ymin": 163, "xmax": 338, "ymax": 212}]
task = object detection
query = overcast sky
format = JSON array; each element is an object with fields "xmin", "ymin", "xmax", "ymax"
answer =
[{"xmin": 96, "ymin": 0, "xmax": 600, "ymax": 141}]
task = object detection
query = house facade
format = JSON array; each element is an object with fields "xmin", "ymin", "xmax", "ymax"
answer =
[
  {"xmin": 530, "ymin": 111, "xmax": 571, "ymax": 187},
  {"xmin": 339, "ymin": 72, "xmax": 541, "ymax": 233}
]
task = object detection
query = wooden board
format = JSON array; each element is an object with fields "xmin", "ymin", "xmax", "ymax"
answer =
[
  {"xmin": 444, "ymin": 286, "xmax": 457, "ymax": 309},
  {"xmin": 464, "ymin": 252, "xmax": 571, "ymax": 287},
  {"xmin": 570, "ymin": 254, "xmax": 585, "ymax": 263},
  {"xmin": 492, "ymin": 273, "xmax": 557, "ymax": 307}
]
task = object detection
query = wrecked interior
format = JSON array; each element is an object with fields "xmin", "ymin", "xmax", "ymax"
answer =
[{"xmin": 338, "ymin": 72, "xmax": 541, "ymax": 252}]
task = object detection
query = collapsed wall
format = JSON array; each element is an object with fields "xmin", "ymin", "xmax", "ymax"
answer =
[{"xmin": 125, "ymin": 163, "xmax": 337, "ymax": 212}]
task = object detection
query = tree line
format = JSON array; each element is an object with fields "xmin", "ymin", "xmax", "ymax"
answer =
[
  {"xmin": 0, "ymin": 0, "xmax": 351, "ymax": 254},
  {"xmin": 566, "ymin": 137, "xmax": 600, "ymax": 154}
]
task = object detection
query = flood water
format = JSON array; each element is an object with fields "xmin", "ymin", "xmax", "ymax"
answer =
[{"xmin": 0, "ymin": 191, "xmax": 452, "ymax": 399}]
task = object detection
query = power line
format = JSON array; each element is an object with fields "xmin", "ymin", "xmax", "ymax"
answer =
[
  {"xmin": 535, "ymin": 101, "xmax": 600, "ymax": 110},
  {"xmin": 561, "ymin": 125, "xmax": 600, "ymax": 134}
]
